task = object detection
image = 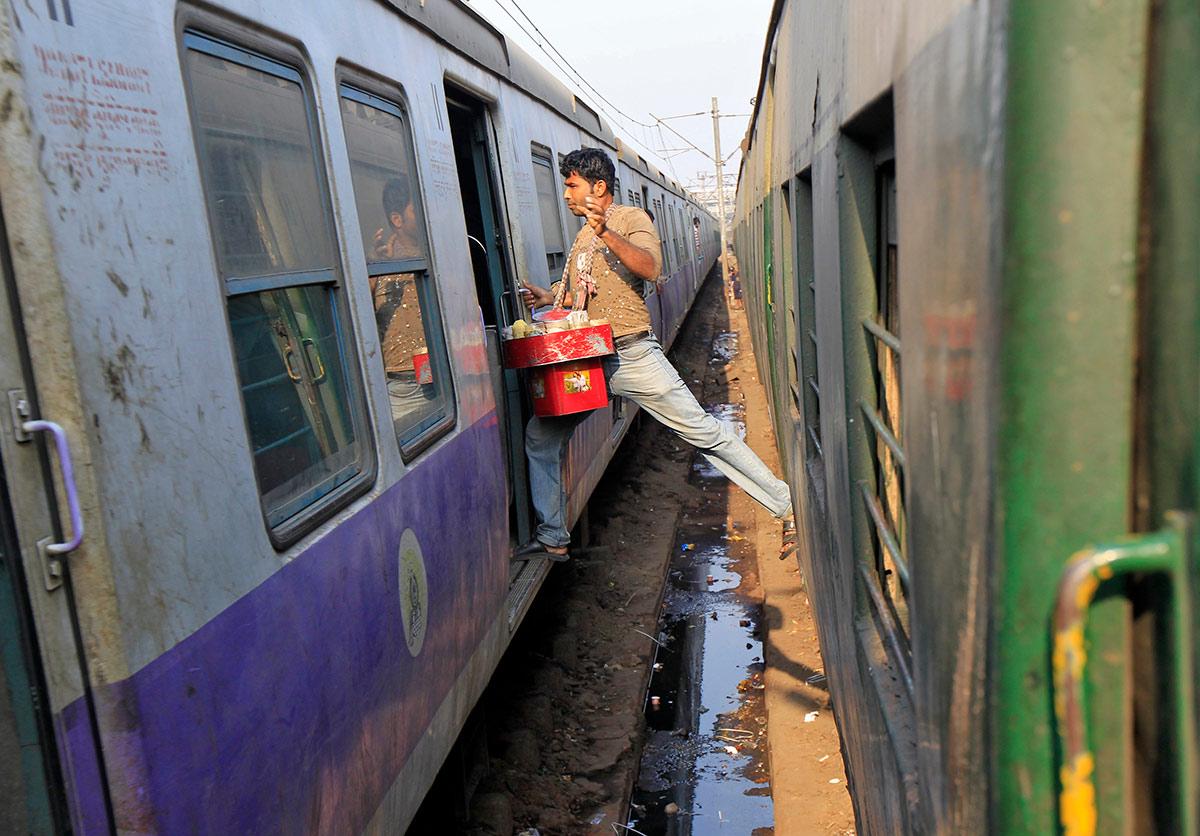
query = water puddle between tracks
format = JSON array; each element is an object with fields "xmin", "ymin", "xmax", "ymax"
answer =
[
  {"xmin": 626, "ymin": 338, "xmax": 774, "ymax": 834},
  {"xmin": 710, "ymin": 331, "xmax": 740, "ymax": 365}
]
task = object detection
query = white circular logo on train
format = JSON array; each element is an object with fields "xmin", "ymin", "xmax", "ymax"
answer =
[{"xmin": 398, "ymin": 528, "xmax": 428, "ymax": 657}]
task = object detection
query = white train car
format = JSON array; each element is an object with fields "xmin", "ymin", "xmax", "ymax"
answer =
[{"xmin": 0, "ymin": 0, "xmax": 716, "ymax": 831}]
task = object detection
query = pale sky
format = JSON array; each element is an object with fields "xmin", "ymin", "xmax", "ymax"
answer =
[{"xmin": 462, "ymin": 0, "xmax": 774, "ymax": 192}]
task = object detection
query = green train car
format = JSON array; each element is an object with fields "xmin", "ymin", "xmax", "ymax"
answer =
[{"xmin": 732, "ymin": 0, "xmax": 1198, "ymax": 832}]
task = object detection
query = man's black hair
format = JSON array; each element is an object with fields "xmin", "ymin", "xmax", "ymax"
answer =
[
  {"xmin": 560, "ymin": 147, "xmax": 615, "ymax": 192},
  {"xmin": 383, "ymin": 176, "xmax": 411, "ymax": 216}
]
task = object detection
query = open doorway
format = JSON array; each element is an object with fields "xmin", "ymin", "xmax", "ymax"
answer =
[{"xmin": 443, "ymin": 85, "xmax": 532, "ymax": 549}]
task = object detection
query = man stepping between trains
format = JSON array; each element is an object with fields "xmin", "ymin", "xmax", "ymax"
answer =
[{"xmin": 515, "ymin": 148, "xmax": 793, "ymax": 561}]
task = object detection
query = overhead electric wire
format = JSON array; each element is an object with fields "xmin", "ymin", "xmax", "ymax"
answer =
[
  {"xmin": 487, "ymin": 0, "xmax": 673, "ymax": 170},
  {"xmin": 658, "ymin": 111, "xmax": 752, "ymax": 121},
  {"xmin": 656, "ymin": 123, "xmax": 682, "ymax": 180},
  {"xmin": 501, "ymin": 0, "xmax": 656, "ymax": 129},
  {"xmin": 484, "ymin": 0, "xmax": 742, "ymax": 193},
  {"xmin": 650, "ymin": 112, "xmax": 716, "ymax": 163}
]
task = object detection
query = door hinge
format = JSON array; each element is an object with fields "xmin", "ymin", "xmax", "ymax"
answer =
[
  {"xmin": 36, "ymin": 537, "xmax": 63, "ymax": 592},
  {"xmin": 8, "ymin": 389, "xmax": 32, "ymax": 442}
]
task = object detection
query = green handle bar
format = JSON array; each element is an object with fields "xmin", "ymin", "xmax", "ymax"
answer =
[{"xmin": 1051, "ymin": 513, "xmax": 1196, "ymax": 836}]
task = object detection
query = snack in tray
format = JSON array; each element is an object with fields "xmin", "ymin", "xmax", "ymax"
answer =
[{"xmin": 533, "ymin": 307, "xmax": 571, "ymax": 322}]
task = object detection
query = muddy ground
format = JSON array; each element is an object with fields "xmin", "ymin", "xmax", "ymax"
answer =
[{"xmin": 413, "ymin": 271, "xmax": 854, "ymax": 835}]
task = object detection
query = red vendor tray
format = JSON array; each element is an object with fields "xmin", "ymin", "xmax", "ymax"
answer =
[{"xmin": 502, "ymin": 324, "xmax": 614, "ymax": 369}]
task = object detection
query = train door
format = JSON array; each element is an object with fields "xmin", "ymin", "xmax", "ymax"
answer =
[
  {"xmin": 443, "ymin": 86, "xmax": 532, "ymax": 548},
  {"xmin": 1045, "ymin": 7, "xmax": 1199, "ymax": 830},
  {"xmin": 0, "ymin": 201, "xmax": 96, "ymax": 832},
  {"xmin": 1122, "ymin": 8, "xmax": 1198, "ymax": 830}
]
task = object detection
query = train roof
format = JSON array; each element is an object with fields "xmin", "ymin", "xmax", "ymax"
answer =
[
  {"xmin": 378, "ymin": 0, "xmax": 693, "ymax": 203},
  {"xmin": 735, "ymin": 0, "xmax": 787, "ymax": 188}
]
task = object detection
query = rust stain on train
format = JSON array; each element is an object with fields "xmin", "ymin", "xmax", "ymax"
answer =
[
  {"xmin": 105, "ymin": 268, "xmax": 129, "ymax": 296},
  {"xmin": 102, "ymin": 343, "xmax": 135, "ymax": 404}
]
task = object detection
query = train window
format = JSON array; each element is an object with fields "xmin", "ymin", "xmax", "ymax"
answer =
[
  {"xmin": 839, "ymin": 102, "xmax": 911, "ymax": 685},
  {"xmin": 667, "ymin": 205, "xmax": 680, "ymax": 269},
  {"xmin": 780, "ymin": 180, "xmax": 798, "ymax": 410},
  {"xmin": 792, "ymin": 172, "xmax": 820, "ymax": 460},
  {"xmin": 531, "ymin": 147, "xmax": 567, "ymax": 281},
  {"xmin": 182, "ymin": 32, "xmax": 370, "ymax": 538},
  {"xmin": 867, "ymin": 156, "xmax": 905, "ymax": 630},
  {"xmin": 559, "ymin": 151, "xmax": 585, "ymax": 233},
  {"xmin": 654, "ymin": 199, "xmax": 671, "ymax": 274},
  {"xmin": 340, "ymin": 85, "xmax": 456, "ymax": 458},
  {"xmin": 627, "ymin": 190, "xmax": 636, "ymax": 206},
  {"xmin": 677, "ymin": 207, "xmax": 686, "ymax": 263}
]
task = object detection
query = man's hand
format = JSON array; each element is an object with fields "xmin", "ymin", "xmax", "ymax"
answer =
[
  {"xmin": 582, "ymin": 196, "xmax": 607, "ymax": 237},
  {"xmin": 519, "ymin": 280, "xmax": 556, "ymax": 309}
]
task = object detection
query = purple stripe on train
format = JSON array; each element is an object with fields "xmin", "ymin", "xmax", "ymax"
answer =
[{"xmin": 61, "ymin": 413, "xmax": 509, "ymax": 833}]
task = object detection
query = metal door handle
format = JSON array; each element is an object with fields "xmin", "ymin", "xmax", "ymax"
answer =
[
  {"xmin": 20, "ymin": 420, "xmax": 84, "ymax": 555},
  {"xmin": 301, "ymin": 338, "xmax": 326, "ymax": 383},
  {"xmin": 283, "ymin": 345, "xmax": 303, "ymax": 382},
  {"xmin": 500, "ymin": 289, "xmax": 517, "ymax": 328},
  {"xmin": 1051, "ymin": 513, "xmax": 1196, "ymax": 836}
]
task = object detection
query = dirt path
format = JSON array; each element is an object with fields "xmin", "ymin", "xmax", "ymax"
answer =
[{"xmin": 425, "ymin": 271, "xmax": 854, "ymax": 835}]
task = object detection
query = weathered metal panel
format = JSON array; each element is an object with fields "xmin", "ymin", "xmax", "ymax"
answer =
[
  {"xmin": 898, "ymin": 4, "xmax": 1006, "ymax": 831},
  {"xmin": 62, "ymin": 415, "xmax": 509, "ymax": 832}
]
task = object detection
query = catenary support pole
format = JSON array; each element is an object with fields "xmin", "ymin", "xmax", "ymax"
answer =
[{"xmin": 711, "ymin": 96, "xmax": 730, "ymax": 289}]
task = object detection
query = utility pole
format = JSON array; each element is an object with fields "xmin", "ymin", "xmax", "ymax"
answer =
[{"xmin": 711, "ymin": 97, "xmax": 730, "ymax": 289}]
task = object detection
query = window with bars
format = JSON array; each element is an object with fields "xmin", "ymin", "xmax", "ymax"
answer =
[
  {"xmin": 654, "ymin": 198, "xmax": 671, "ymax": 274},
  {"xmin": 792, "ymin": 169, "xmax": 820, "ymax": 455},
  {"xmin": 858, "ymin": 154, "xmax": 909, "ymax": 646},
  {"xmin": 671, "ymin": 204, "xmax": 685, "ymax": 268},
  {"xmin": 838, "ymin": 90, "xmax": 912, "ymax": 705}
]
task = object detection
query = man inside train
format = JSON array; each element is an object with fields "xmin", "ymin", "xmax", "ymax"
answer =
[
  {"xmin": 371, "ymin": 177, "xmax": 433, "ymax": 423},
  {"xmin": 516, "ymin": 147, "xmax": 793, "ymax": 561}
]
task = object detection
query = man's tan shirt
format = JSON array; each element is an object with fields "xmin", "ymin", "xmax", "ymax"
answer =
[{"xmin": 553, "ymin": 205, "xmax": 663, "ymax": 339}]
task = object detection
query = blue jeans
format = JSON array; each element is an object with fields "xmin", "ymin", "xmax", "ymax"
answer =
[{"xmin": 525, "ymin": 337, "xmax": 793, "ymax": 548}]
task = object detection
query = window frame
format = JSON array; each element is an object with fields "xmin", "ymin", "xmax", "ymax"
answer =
[
  {"xmin": 792, "ymin": 170, "xmax": 821, "ymax": 461},
  {"xmin": 336, "ymin": 76, "xmax": 459, "ymax": 464},
  {"xmin": 836, "ymin": 112, "xmax": 913, "ymax": 709},
  {"xmin": 178, "ymin": 26, "xmax": 375, "ymax": 549},
  {"xmin": 654, "ymin": 198, "xmax": 671, "ymax": 274},
  {"xmin": 530, "ymin": 143, "xmax": 568, "ymax": 282},
  {"xmin": 670, "ymin": 203, "xmax": 685, "ymax": 268}
]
